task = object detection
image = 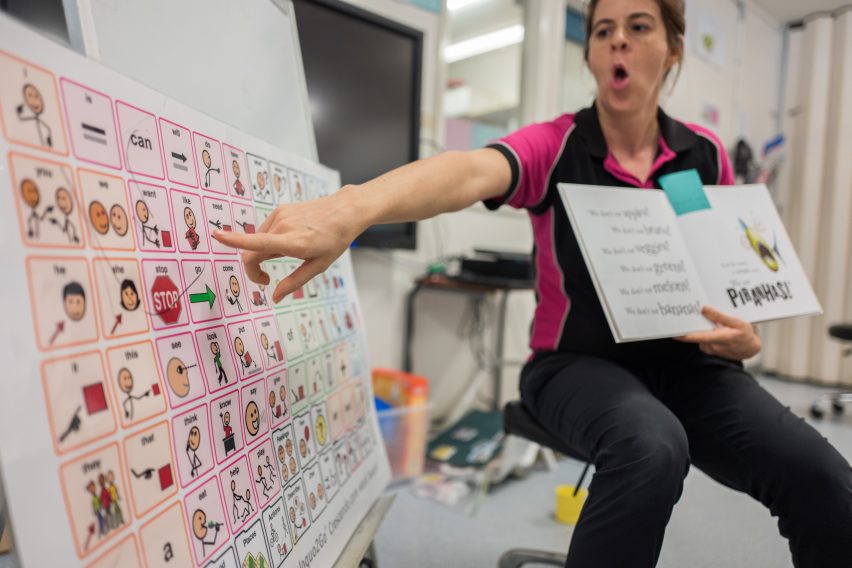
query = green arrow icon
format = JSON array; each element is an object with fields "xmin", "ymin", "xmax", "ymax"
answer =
[{"xmin": 189, "ymin": 285, "xmax": 216, "ymax": 308}]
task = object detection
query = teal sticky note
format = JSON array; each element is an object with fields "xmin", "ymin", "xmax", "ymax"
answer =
[
  {"xmin": 404, "ymin": 0, "xmax": 442, "ymax": 13},
  {"xmin": 658, "ymin": 169, "xmax": 711, "ymax": 216}
]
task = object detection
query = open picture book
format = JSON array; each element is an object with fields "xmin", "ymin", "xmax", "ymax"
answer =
[{"xmin": 558, "ymin": 169, "xmax": 822, "ymax": 343}]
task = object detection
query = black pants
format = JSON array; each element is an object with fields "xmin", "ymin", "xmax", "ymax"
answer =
[{"xmin": 520, "ymin": 352, "xmax": 852, "ymax": 568}]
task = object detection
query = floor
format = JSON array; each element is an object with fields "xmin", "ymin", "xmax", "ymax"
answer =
[{"xmin": 372, "ymin": 375, "xmax": 852, "ymax": 568}]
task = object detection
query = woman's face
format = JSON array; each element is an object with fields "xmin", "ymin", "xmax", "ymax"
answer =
[{"xmin": 587, "ymin": 0, "xmax": 678, "ymax": 116}]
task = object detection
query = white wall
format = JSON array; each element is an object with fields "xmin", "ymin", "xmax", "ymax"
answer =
[
  {"xmin": 447, "ymin": 44, "xmax": 523, "ymax": 117},
  {"xmin": 664, "ymin": 0, "xmax": 783, "ymax": 153}
]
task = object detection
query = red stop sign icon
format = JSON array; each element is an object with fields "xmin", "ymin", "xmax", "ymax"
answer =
[{"xmin": 151, "ymin": 275, "xmax": 182, "ymax": 324}]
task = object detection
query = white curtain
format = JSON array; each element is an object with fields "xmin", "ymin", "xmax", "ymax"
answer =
[{"xmin": 761, "ymin": 7, "xmax": 852, "ymax": 386}]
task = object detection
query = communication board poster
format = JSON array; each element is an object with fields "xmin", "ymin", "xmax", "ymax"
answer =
[{"xmin": 0, "ymin": 14, "xmax": 390, "ymax": 568}]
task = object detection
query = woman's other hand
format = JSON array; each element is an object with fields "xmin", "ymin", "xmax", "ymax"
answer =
[{"xmin": 674, "ymin": 306, "xmax": 761, "ymax": 361}]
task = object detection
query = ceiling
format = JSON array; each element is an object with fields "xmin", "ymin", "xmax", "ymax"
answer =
[{"xmin": 751, "ymin": 0, "xmax": 850, "ymax": 23}]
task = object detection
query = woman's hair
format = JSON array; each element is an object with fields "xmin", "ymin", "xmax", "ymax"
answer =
[{"xmin": 584, "ymin": 0, "xmax": 685, "ymax": 80}]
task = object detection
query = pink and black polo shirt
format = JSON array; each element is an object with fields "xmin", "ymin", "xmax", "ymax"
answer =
[{"xmin": 485, "ymin": 104, "xmax": 734, "ymax": 364}]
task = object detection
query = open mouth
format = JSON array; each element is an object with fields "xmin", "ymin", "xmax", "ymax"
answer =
[{"xmin": 612, "ymin": 64, "xmax": 630, "ymax": 89}]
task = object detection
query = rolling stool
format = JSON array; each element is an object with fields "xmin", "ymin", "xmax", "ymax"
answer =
[
  {"xmin": 497, "ymin": 401, "xmax": 592, "ymax": 568},
  {"xmin": 810, "ymin": 324, "xmax": 852, "ymax": 419}
]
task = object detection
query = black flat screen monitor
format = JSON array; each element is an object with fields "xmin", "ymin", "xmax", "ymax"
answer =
[{"xmin": 293, "ymin": 0, "xmax": 422, "ymax": 249}]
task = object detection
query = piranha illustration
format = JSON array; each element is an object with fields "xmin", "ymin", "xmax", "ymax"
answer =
[{"xmin": 739, "ymin": 218, "xmax": 783, "ymax": 272}]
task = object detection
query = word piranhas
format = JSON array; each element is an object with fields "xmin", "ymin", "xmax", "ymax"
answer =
[{"xmin": 726, "ymin": 281, "xmax": 793, "ymax": 308}]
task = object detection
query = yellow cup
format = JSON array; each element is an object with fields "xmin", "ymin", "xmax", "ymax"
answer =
[{"xmin": 555, "ymin": 484, "xmax": 588, "ymax": 525}]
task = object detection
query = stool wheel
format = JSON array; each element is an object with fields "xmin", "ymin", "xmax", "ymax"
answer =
[
  {"xmin": 810, "ymin": 404, "xmax": 824, "ymax": 419},
  {"xmin": 832, "ymin": 400, "xmax": 845, "ymax": 414}
]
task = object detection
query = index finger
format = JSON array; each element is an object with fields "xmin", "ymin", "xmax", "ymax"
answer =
[
  {"xmin": 271, "ymin": 258, "xmax": 327, "ymax": 303},
  {"xmin": 675, "ymin": 327, "xmax": 738, "ymax": 344},
  {"xmin": 701, "ymin": 305, "xmax": 745, "ymax": 328},
  {"xmin": 211, "ymin": 230, "xmax": 293, "ymax": 254}
]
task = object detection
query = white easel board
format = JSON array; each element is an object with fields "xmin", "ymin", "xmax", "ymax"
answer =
[{"xmin": 0, "ymin": 14, "xmax": 390, "ymax": 568}]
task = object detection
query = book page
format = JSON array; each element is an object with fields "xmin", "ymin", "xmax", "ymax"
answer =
[
  {"xmin": 0, "ymin": 15, "xmax": 389, "ymax": 568},
  {"xmin": 558, "ymin": 184, "xmax": 713, "ymax": 342},
  {"xmin": 675, "ymin": 184, "xmax": 822, "ymax": 322}
]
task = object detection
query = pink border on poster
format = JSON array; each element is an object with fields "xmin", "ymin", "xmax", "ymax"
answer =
[
  {"xmin": 159, "ymin": 117, "xmax": 199, "ymax": 188},
  {"xmin": 141, "ymin": 258, "xmax": 189, "ymax": 331},
  {"xmin": 115, "ymin": 99, "xmax": 166, "ymax": 180},
  {"xmin": 192, "ymin": 130, "xmax": 227, "ymax": 195},
  {"xmin": 202, "ymin": 195, "xmax": 237, "ymax": 256},
  {"xmin": 218, "ymin": 453, "xmax": 260, "ymax": 534},
  {"xmin": 171, "ymin": 402, "xmax": 215, "ymax": 490},
  {"xmin": 240, "ymin": 378, "xmax": 270, "ymax": 450},
  {"xmin": 59, "ymin": 77, "xmax": 122, "ymax": 170},
  {"xmin": 194, "ymin": 323, "xmax": 240, "ymax": 396},
  {"xmin": 209, "ymin": 388, "xmax": 245, "ymax": 465},
  {"xmin": 169, "ymin": 187, "xmax": 211, "ymax": 255},
  {"xmin": 222, "ymin": 143, "xmax": 252, "ymax": 202},
  {"xmin": 179, "ymin": 259, "xmax": 223, "ymax": 324},
  {"xmin": 226, "ymin": 318, "xmax": 264, "ymax": 381},
  {"xmin": 183, "ymin": 474, "xmax": 230, "ymax": 564},
  {"xmin": 155, "ymin": 330, "xmax": 207, "ymax": 410}
]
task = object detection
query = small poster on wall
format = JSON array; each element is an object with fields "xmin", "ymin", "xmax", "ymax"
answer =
[{"xmin": 693, "ymin": 8, "xmax": 726, "ymax": 68}]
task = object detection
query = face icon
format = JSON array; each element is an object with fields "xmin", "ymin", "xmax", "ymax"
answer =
[
  {"xmin": 315, "ymin": 416, "xmax": 327, "ymax": 445},
  {"xmin": 245, "ymin": 401, "xmax": 260, "ymax": 436},
  {"xmin": 188, "ymin": 426, "xmax": 201, "ymax": 451},
  {"xmin": 192, "ymin": 509, "xmax": 208, "ymax": 539},
  {"xmin": 20, "ymin": 179, "xmax": 40, "ymax": 208},
  {"xmin": 289, "ymin": 507, "xmax": 295, "ymax": 524},
  {"xmin": 256, "ymin": 172, "xmax": 266, "ymax": 190},
  {"xmin": 166, "ymin": 357, "xmax": 191, "ymax": 398},
  {"xmin": 234, "ymin": 336, "xmax": 245, "ymax": 357},
  {"xmin": 223, "ymin": 412, "xmax": 231, "ymax": 426},
  {"xmin": 117, "ymin": 367, "xmax": 134, "ymax": 394},
  {"xmin": 62, "ymin": 282, "xmax": 86, "ymax": 321},
  {"xmin": 55, "ymin": 187, "xmax": 73, "ymax": 215},
  {"xmin": 309, "ymin": 492, "xmax": 316, "ymax": 510},
  {"xmin": 228, "ymin": 275, "xmax": 240, "ymax": 298},
  {"xmin": 210, "ymin": 341, "xmax": 220, "ymax": 355},
  {"xmin": 183, "ymin": 207, "xmax": 196, "ymax": 230},
  {"xmin": 289, "ymin": 456, "xmax": 297, "ymax": 474},
  {"xmin": 135, "ymin": 200, "xmax": 149, "ymax": 224},
  {"xmin": 89, "ymin": 200, "xmax": 109, "ymax": 234},
  {"xmin": 232, "ymin": 160, "xmax": 240, "ymax": 178},
  {"xmin": 22, "ymin": 83, "xmax": 44, "ymax": 114},
  {"xmin": 273, "ymin": 174, "xmax": 281, "ymax": 193},
  {"xmin": 299, "ymin": 438, "xmax": 307, "ymax": 459},
  {"xmin": 260, "ymin": 333, "xmax": 269, "ymax": 350},
  {"xmin": 120, "ymin": 279, "xmax": 140, "ymax": 311},
  {"xmin": 277, "ymin": 445, "xmax": 286, "ymax": 464},
  {"xmin": 110, "ymin": 204, "xmax": 128, "ymax": 236},
  {"xmin": 317, "ymin": 483, "xmax": 324, "ymax": 500},
  {"xmin": 269, "ymin": 391, "xmax": 276, "ymax": 409},
  {"xmin": 280, "ymin": 386, "xmax": 286, "ymax": 402}
]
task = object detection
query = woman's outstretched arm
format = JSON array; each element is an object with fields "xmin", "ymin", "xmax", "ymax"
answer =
[{"xmin": 212, "ymin": 148, "xmax": 511, "ymax": 302}]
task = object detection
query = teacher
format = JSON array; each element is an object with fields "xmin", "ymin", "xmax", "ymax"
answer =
[{"xmin": 214, "ymin": 0, "xmax": 852, "ymax": 565}]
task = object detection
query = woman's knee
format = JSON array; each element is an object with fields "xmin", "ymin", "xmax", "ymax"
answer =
[{"xmin": 597, "ymin": 418, "xmax": 691, "ymax": 493}]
